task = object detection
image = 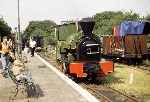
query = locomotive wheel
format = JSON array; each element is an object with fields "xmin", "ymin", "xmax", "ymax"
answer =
[
  {"xmin": 68, "ymin": 74, "xmax": 79, "ymax": 82},
  {"xmin": 85, "ymin": 74, "xmax": 98, "ymax": 83}
]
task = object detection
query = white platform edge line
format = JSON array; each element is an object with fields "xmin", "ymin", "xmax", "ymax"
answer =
[{"xmin": 36, "ymin": 54, "xmax": 99, "ymax": 102}]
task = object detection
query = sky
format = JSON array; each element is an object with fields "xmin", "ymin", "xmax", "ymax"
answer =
[{"xmin": 0, "ymin": 0, "xmax": 150, "ymax": 31}]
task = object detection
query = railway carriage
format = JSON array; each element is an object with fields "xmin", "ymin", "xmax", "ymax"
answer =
[{"xmin": 102, "ymin": 21, "xmax": 150, "ymax": 64}]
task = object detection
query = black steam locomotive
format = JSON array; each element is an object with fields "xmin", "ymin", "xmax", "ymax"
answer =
[{"xmin": 56, "ymin": 19, "xmax": 114, "ymax": 79}]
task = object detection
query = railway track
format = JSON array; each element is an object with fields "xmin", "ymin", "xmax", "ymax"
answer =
[
  {"xmin": 38, "ymin": 53, "xmax": 139, "ymax": 102},
  {"xmin": 80, "ymin": 83, "xmax": 138, "ymax": 102}
]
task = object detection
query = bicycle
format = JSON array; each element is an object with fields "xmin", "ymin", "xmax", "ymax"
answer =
[{"xmin": 5, "ymin": 56, "xmax": 37, "ymax": 99}]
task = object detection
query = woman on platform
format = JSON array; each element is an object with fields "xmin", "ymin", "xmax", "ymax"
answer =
[{"xmin": 0, "ymin": 37, "xmax": 11, "ymax": 77}]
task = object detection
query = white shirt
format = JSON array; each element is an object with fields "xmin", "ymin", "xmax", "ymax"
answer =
[{"xmin": 30, "ymin": 41, "xmax": 36, "ymax": 48}]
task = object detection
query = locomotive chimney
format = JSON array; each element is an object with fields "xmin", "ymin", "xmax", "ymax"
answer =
[{"xmin": 79, "ymin": 18, "xmax": 95, "ymax": 36}]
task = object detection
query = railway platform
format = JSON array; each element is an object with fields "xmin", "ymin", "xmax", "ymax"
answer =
[{"xmin": 0, "ymin": 54, "xmax": 99, "ymax": 102}]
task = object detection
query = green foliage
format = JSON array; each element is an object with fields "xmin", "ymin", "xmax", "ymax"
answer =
[
  {"xmin": 145, "ymin": 14, "xmax": 150, "ymax": 21},
  {"xmin": 24, "ymin": 20, "xmax": 56, "ymax": 47},
  {"xmin": 57, "ymin": 23, "xmax": 78, "ymax": 41},
  {"xmin": 93, "ymin": 11, "xmax": 140, "ymax": 35},
  {"xmin": 24, "ymin": 20, "xmax": 56, "ymax": 38},
  {"xmin": 57, "ymin": 23, "xmax": 80, "ymax": 48},
  {"xmin": 58, "ymin": 32, "xmax": 81, "ymax": 49},
  {"xmin": 144, "ymin": 15, "xmax": 150, "ymax": 36},
  {"xmin": 0, "ymin": 18, "xmax": 11, "ymax": 37}
]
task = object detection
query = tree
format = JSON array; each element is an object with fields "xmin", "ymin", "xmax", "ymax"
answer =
[
  {"xmin": 145, "ymin": 14, "xmax": 150, "ymax": 44},
  {"xmin": 93, "ymin": 11, "xmax": 140, "ymax": 36},
  {"xmin": 145, "ymin": 14, "xmax": 150, "ymax": 21},
  {"xmin": 0, "ymin": 17, "xmax": 11, "ymax": 37},
  {"xmin": 24, "ymin": 20, "xmax": 56, "ymax": 38},
  {"xmin": 24, "ymin": 20, "xmax": 57, "ymax": 47}
]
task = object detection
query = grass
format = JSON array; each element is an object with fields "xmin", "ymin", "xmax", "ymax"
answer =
[
  {"xmin": 142, "ymin": 60, "xmax": 150, "ymax": 66},
  {"xmin": 39, "ymin": 48, "xmax": 56, "ymax": 60},
  {"xmin": 105, "ymin": 63, "xmax": 150, "ymax": 102}
]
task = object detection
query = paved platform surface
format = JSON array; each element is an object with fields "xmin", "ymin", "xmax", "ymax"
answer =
[{"xmin": 0, "ymin": 54, "xmax": 98, "ymax": 102}]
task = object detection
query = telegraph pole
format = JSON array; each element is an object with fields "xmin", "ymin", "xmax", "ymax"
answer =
[{"xmin": 17, "ymin": 0, "xmax": 22, "ymax": 55}]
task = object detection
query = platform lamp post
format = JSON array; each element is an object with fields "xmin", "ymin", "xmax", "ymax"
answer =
[
  {"xmin": 17, "ymin": 0, "xmax": 22, "ymax": 57},
  {"xmin": 14, "ymin": 27, "xmax": 18, "ymax": 54}
]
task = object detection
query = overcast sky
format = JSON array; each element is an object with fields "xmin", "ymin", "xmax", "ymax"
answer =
[{"xmin": 0, "ymin": 0, "xmax": 150, "ymax": 31}]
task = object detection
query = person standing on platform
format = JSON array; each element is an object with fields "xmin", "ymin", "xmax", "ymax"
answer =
[
  {"xmin": 29, "ymin": 38, "xmax": 36, "ymax": 57},
  {"xmin": 0, "ymin": 37, "xmax": 11, "ymax": 77}
]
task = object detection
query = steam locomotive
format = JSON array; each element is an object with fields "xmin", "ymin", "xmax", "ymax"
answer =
[{"xmin": 56, "ymin": 19, "xmax": 114, "ymax": 80}]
